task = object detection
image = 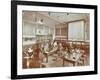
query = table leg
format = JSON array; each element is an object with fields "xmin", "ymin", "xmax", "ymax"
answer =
[{"xmin": 27, "ymin": 58, "xmax": 30, "ymax": 68}]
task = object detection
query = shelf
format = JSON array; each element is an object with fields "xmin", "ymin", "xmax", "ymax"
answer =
[
  {"xmin": 23, "ymin": 41, "xmax": 36, "ymax": 46},
  {"xmin": 23, "ymin": 35, "xmax": 36, "ymax": 38}
]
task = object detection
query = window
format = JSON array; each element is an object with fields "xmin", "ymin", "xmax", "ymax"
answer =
[{"xmin": 68, "ymin": 20, "xmax": 84, "ymax": 41}]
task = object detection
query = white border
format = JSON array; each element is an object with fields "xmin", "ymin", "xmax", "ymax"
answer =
[{"xmin": 17, "ymin": 5, "xmax": 94, "ymax": 75}]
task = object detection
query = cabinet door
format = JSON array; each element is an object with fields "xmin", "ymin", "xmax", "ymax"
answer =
[
  {"xmin": 61, "ymin": 27, "xmax": 67, "ymax": 36},
  {"xmin": 55, "ymin": 28, "xmax": 60, "ymax": 36}
]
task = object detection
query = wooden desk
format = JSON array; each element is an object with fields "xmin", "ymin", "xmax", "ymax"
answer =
[
  {"xmin": 62, "ymin": 57, "xmax": 77, "ymax": 66},
  {"xmin": 30, "ymin": 59, "xmax": 40, "ymax": 68},
  {"xmin": 23, "ymin": 56, "xmax": 41, "ymax": 69}
]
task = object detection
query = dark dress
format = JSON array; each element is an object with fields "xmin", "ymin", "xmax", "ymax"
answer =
[{"xmin": 34, "ymin": 48, "xmax": 41, "ymax": 60}]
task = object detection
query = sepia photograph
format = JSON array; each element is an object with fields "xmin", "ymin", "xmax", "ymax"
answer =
[{"xmin": 22, "ymin": 11, "xmax": 90, "ymax": 69}]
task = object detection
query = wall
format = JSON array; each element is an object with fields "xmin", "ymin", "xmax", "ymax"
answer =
[{"xmin": 0, "ymin": 0, "xmax": 99, "ymax": 80}]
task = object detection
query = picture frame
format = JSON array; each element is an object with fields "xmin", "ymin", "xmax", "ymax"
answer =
[{"xmin": 11, "ymin": 0, "xmax": 98, "ymax": 79}]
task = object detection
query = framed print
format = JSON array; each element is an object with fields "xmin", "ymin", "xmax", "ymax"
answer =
[{"xmin": 11, "ymin": 0, "xmax": 98, "ymax": 79}]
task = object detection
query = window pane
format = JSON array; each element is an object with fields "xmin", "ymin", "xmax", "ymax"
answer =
[{"xmin": 68, "ymin": 21, "xmax": 84, "ymax": 41}]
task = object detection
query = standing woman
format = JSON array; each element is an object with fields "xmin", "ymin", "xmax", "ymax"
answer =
[
  {"xmin": 33, "ymin": 43, "xmax": 42, "ymax": 68},
  {"xmin": 34, "ymin": 43, "xmax": 42, "ymax": 60}
]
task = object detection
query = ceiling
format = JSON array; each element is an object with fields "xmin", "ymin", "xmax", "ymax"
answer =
[
  {"xmin": 39, "ymin": 12, "xmax": 89, "ymax": 23},
  {"xmin": 23, "ymin": 11, "xmax": 89, "ymax": 26}
]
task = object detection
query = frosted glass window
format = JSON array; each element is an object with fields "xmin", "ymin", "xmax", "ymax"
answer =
[
  {"xmin": 68, "ymin": 21, "xmax": 84, "ymax": 41},
  {"xmin": 23, "ymin": 22, "xmax": 35, "ymax": 36}
]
